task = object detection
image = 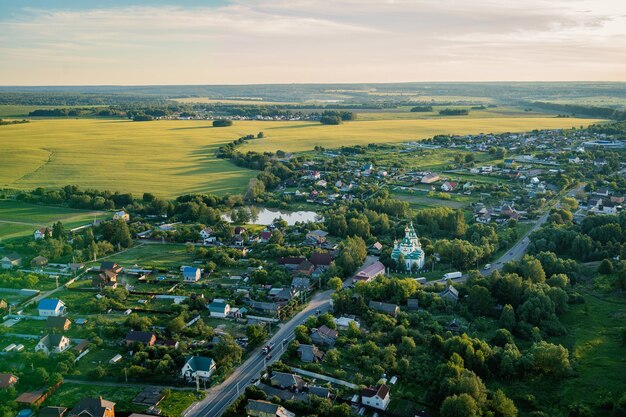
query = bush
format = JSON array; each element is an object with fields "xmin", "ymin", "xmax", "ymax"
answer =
[
  {"xmin": 132, "ymin": 114, "xmax": 153, "ymax": 121},
  {"xmin": 599, "ymin": 259, "xmax": 614, "ymax": 274},
  {"xmin": 213, "ymin": 119, "xmax": 233, "ymax": 127}
]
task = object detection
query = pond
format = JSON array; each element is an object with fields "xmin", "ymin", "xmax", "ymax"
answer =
[{"xmin": 222, "ymin": 207, "xmax": 322, "ymax": 226}]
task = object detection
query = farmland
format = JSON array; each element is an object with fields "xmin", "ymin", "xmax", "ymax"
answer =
[
  {"xmin": 0, "ymin": 200, "xmax": 104, "ymax": 241},
  {"xmin": 0, "ymin": 115, "xmax": 603, "ymax": 198}
]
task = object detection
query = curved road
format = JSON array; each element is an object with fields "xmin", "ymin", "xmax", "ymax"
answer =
[{"xmin": 184, "ymin": 290, "xmax": 333, "ymax": 417}]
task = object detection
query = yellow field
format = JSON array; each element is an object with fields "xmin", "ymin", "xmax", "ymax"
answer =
[
  {"xmin": 172, "ymin": 97, "xmax": 294, "ymax": 105},
  {"xmin": 0, "ymin": 117, "xmax": 603, "ymax": 197}
]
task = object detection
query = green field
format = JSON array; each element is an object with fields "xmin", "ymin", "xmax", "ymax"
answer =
[
  {"xmin": 0, "ymin": 200, "xmax": 104, "ymax": 241},
  {"xmin": 500, "ymin": 292, "xmax": 626, "ymax": 415},
  {"xmin": 109, "ymin": 243, "xmax": 195, "ymax": 269},
  {"xmin": 0, "ymin": 105, "xmax": 99, "ymax": 118},
  {"xmin": 0, "ymin": 116, "xmax": 603, "ymax": 198}
]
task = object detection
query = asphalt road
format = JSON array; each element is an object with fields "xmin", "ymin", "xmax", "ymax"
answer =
[{"xmin": 184, "ymin": 290, "xmax": 333, "ymax": 417}]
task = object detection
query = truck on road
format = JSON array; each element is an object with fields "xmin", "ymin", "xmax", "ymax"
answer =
[
  {"xmin": 262, "ymin": 342, "xmax": 276, "ymax": 354},
  {"xmin": 443, "ymin": 271, "xmax": 462, "ymax": 280}
]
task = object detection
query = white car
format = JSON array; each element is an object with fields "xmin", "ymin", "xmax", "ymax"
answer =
[{"xmin": 484, "ymin": 264, "xmax": 492, "ymax": 270}]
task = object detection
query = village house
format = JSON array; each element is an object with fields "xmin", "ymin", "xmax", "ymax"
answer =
[
  {"xmin": 277, "ymin": 257, "xmax": 307, "ymax": 270},
  {"xmin": 73, "ymin": 340, "xmax": 90, "ymax": 355},
  {"xmin": 593, "ymin": 187, "xmax": 611, "ymax": 197},
  {"xmin": 310, "ymin": 325, "xmax": 338, "ymax": 347},
  {"xmin": 440, "ymin": 284, "xmax": 459, "ymax": 304},
  {"xmin": 208, "ymin": 299, "xmax": 230, "ymax": 318},
  {"xmin": 407, "ymin": 299, "xmax": 420, "ymax": 311},
  {"xmin": 234, "ymin": 226, "xmax": 247, "ymax": 235},
  {"xmin": 181, "ymin": 356, "xmax": 216, "ymax": 381},
  {"xmin": 47, "ymin": 316, "xmax": 72, "ymax": 331},
  {"xmin": 369, "ymin": 301, "xmax": 400, "ymax": 317},
  {"xmin": 295, "ymin": 259, "xmax": 315, "ymax": 276},
  {"xmin": 475, "ymin": 207, "xmax": 492, "ymax": 224},
  {"xmin": 420, "ymin": 172, "xmax": 440, "ymax": 184},
  {"xmin": 38, "ymin": 298, "xmax": 66, "ymax": 317},
  {"xmin": 247, "ymin": 300, "xmax": 281, "ymax": 316},
  {"xmin": 259, "ymin": 231, "xmax": 272, "ymax": 243},
  {"xmin": 39, "ymin": 406, "xmax": 68, "ymax": 417},
  {"xmin": 305, "ymin": 230, "xmax": 328, "ymax": 245},
  {"xmin": 353, "ymin": 261, "xmax": 386, "ymax": 283},
  {"xmin": 30, "ymin": 255, "xmax": 49, "ymax": 268},
  {"xmin": 269, "ymin": 287, "xmax": 298, "ymax": 304},
  {"xmin": 334, "ymin": 316, "xmax": 360, "ymax": 329},
  {"xmin": 291, "ymin": 277, "xmax": 312, "ymax": 291},
  {"xmin": 113, "ymin": 211, "xmax": 130, "ymax": 222},
  {"xmin": 67, "ymin": 397, "xmax": 115, "ymax": 417},
  {"xmin": 100, "ymin": 262, "xmax": 123, "ymax": 274},
  {"xmin": 500, "ymin": 204, "xmax": 521, "ymax": 221},
  {"xmin": 93, "ymin": 268, "xmax": 118, "ymax": 289},
  {"xmin": 125, "ymin": 331, "xmax": 156, "ymax": 346},
  {"xmin": 34, "ymin": 227, "xmax": 52, "ymax": 240},
  {"xmin": 35, "ymin": 334, "xmax": 71, "ymax": 355},
  {"xmin": 441, "ymin": 181, "xmax": 458, "ymax": 192},
  {"xmin": 309, "ymin": 252, "xmax": 333, "ymax": 269},
  {"xmin": 297, "ymin": 344, "xmax": 324, "ymax": 363},
  {"xmin": 307, "ymin": 170, "xmax": 321, "ymax": 180},
  {"xmin": 591, "ymin": 200, "xmax": 619, "ymax": 215},
  {"xmin": 370, "ymin": 242, "xmax": 383, "ymax": 254},
  {"xmin": 246, "ymin": 400, "xmax": 295, "ymax": 417},
  {"xmin": 361, "ymin": 384, "xmax": 391, "ymax": 410},
  {"xmin": 182, "ymin": 266, "xmax": 202, "ymax": 283},
  {"xmin": 1, "ymin": 252, "xmax": 22, "ymax": 269},
  {"xmin": 199, "ymin": 227, "xmax": 213, "ymax": 240},
  {"xmin": 0, "ymin": 373, "xmax": 18, "ymax": 389},
  {"xmin": 270, "ymin": 372, "xmax": 306, "ymax": 391}
]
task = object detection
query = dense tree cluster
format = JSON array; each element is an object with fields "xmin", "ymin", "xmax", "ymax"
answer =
[
  {"xmin": 410, "ymin": 106, "xmax": 433, "ymax": 112},
  {"xmin": 529, "ymin": 210, "xmax": 626, "ymax": 262},
  {"xmin": 212, "ymin": 119, "xmax": 233, "ymax": 127},
  {"xmin": 527, "ymin": 102, "xmax": 626, "ymax": 121},
  {"xmin": 319, "ymin": 110, "xmax": 356, "ymax": 125},
  {"xmin": 439, "ymin": 108, "xmax": 470, "ymax": 116}
]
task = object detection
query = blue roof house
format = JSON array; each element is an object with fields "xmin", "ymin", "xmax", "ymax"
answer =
[
  {"xmin": 38, "ymin": 298, "xmax": 66, "ymax": 317},
  {"xmin": 182, "ymin": 266, "xmax": 201, "ymax": 283}
]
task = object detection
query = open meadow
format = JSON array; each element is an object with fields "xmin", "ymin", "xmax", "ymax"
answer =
[
  {"xmin": 0, "ymin": 200, "xmax": 104, "ymax": 241},
  {"xmin": 0, "ymin": 115, "xmax": 603, "ymax": 198}
]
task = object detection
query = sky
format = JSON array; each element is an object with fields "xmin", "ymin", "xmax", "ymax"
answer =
[{"xmin": 0, "ymin": 0, "xmax": 625, "ymax": 85}]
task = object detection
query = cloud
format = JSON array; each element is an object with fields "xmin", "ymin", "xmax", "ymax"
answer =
[{"xmin": 0, "ymin": 0, "xmax": 624, "ymax": 84}]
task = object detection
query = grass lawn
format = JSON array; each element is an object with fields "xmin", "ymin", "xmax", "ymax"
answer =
[
  {"xmin": 44, "ymin": 382, "xmax": 145, "ymax": 413},
  {"xmin": 391, "ymin": 191, "xmax": 466, "ymax": 209},
  {"xmin": 109, "ymin": 243, "xmax": 195, "ymax": 269},
  {"xmin": 556, "ymin": 292, "xmax": 626, "ymax": 407},
  {"xmin": 498, "ymin": 292, "xmax": 626, "ymax": 416},
  {"xmin": 160, "ymin": 390, "xmax": 205, "ymax": 417},
  {"xmin": 0, "ymin": 200, "xmax": 104, "ymax": 241},
  {"xmin": 0, "ymin": 222, "xmax": 35, "ymax": 242},
  {"xmin": 71, "ymin": 346, "xmax": 126, "ymax": 377},
  {"xmin": 0, "ymin": 117, "xmax": 601, "ymax": 198}
]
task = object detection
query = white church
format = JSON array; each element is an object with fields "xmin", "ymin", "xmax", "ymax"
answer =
[{"xmin": 391, "ymin": 223, "xmax": 425, "ymax": 270}]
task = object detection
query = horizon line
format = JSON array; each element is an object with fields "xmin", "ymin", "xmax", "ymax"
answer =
[{"xmin": 1, "ymin": 80, "xmax": 626, "ymax": 88}]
